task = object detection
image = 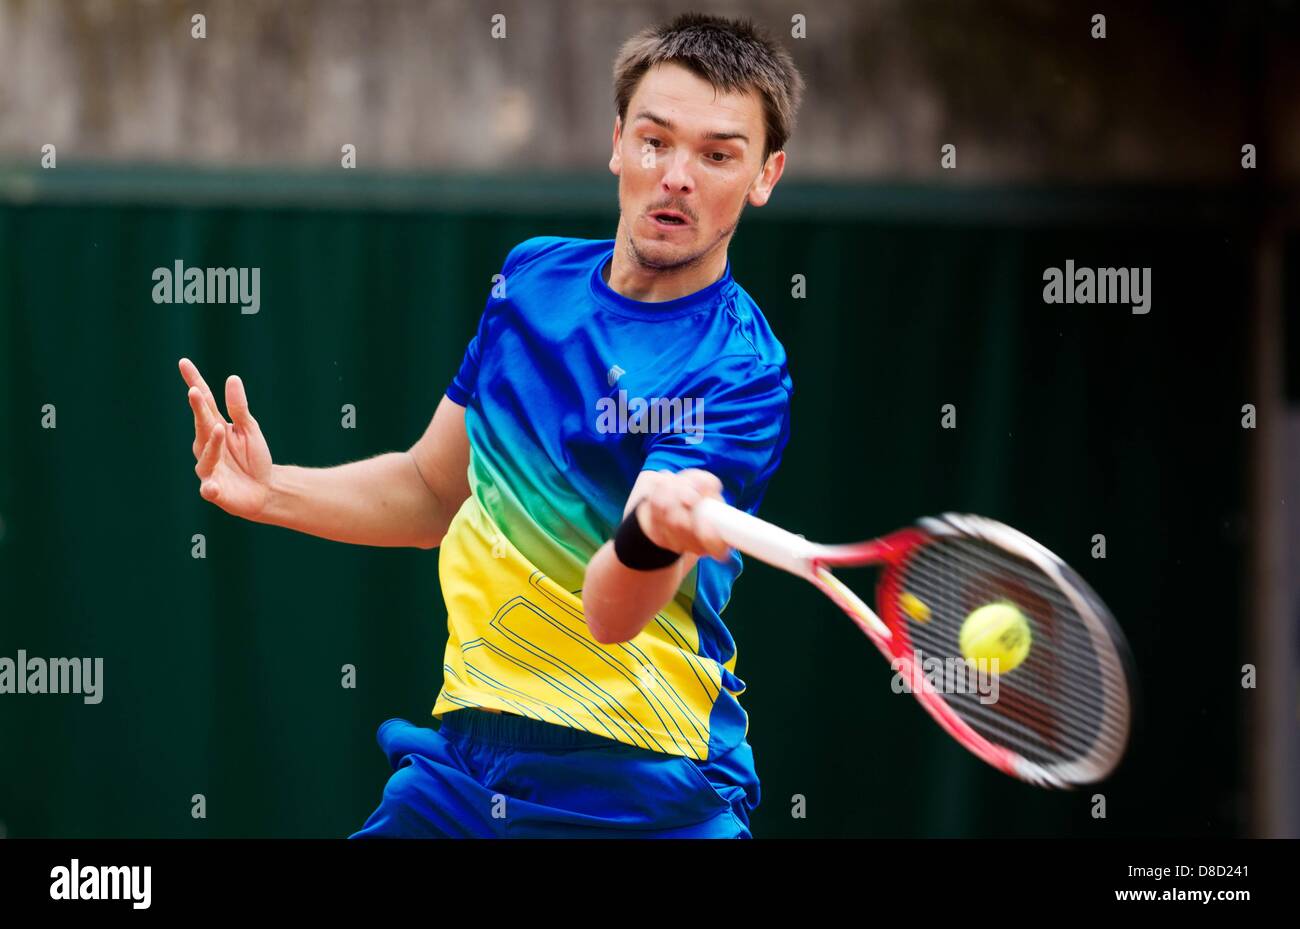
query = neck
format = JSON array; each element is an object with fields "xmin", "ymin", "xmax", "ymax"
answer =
[{"xmin": 605, "ymin": 216, "xmax": 728, "ymax": 302}]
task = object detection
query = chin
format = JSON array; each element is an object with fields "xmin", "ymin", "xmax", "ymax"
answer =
[{"xmin": 632, "ymin": 234, "xmax": 693, "ymax": 266}]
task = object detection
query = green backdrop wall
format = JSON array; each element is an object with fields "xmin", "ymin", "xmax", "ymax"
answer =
[{"xmin": 0, "ymin": 171, "xmax": 1255, "ymax": 837}]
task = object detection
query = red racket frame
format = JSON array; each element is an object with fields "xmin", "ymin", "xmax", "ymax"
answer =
[{"xmin": 812, "ymin": 529, "xmax": 1033, "ymax": 785}]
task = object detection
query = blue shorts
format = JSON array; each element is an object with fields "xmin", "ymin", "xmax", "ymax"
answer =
[{"xmin": 350, "ymin": 709, "xmax": 760, "ymax": 838}]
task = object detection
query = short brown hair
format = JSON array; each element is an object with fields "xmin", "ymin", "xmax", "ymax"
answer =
[{"xmin": 613, "ymin": 12, "xmax": 805, "ymax": 162}]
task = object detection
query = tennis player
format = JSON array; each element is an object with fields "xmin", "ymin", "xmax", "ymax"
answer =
[{"xmin": 180, "ymin": 12, "xmax": 803, "ymax": 838}]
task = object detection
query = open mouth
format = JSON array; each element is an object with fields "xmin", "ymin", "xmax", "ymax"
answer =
[{"xmin": 650, "ymin": 212, "xmax": 690, "ymax": 227}]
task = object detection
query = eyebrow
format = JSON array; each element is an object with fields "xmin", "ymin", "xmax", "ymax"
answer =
[{"xmin": 632, "ymin": 109, "xmax": 749, "ymax": 145}]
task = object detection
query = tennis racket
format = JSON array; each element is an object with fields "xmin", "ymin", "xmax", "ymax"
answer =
[{"xmin": 695, "ymin": 498, "xmax": 1135, "ymax": 789}]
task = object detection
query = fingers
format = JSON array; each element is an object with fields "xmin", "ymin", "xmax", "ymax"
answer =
[
  {"xmin": 691, "ymin": 507, "xmax": 731, "ymax": 561},
  {"xmin": 648, "ymin": 490, "xmax": 697, "ymax": 545},
  {"xmin": 679, "ymin": 468, "xmax": 723, "ymax": 497},
  {"xmin": 195, "ymin": 421, "xmax": 225, "ymax": 480},
  {"xmin": 199, "ymin": 478, "xmax": 222, "ymax": 504},
  {"xmin": 676, "ymin": 470, "xmax": 728, "ymax": 558},
  {"xmin": 187, "ymin": 386, "xmax": 219, "ymax": 457},
  {"xmin": 225, "ymin": 374, "xmax": 256, "ymax": 432},
  {"xmin": 178, "ymin": 357, "xmax": 223, "ymax": 420},
  {"xmin": 635, "ymin": 469, "xmax": 732, "ymax": 561}
]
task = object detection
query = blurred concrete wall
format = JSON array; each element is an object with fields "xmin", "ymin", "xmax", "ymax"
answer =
[{"xmin": 0, "ymin": 0, "xmax": 1296, "ymax": 181}]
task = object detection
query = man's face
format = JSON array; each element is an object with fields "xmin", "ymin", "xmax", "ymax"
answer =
[{"xmin": 609, "ymin": 62, "xmax": 784, "ymax": 272}]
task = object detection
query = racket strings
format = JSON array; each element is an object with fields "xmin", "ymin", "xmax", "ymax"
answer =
[
  {"xmin": 892, "ymin": 535, "xmax": 1128, "ymax": 774},
  {"xmin": 926, "ymin": 540, "xmax": 1130, "ymax": 690},
  {"xmin": 911, "ymin": 540, "xmax": 1116, "ymax": 695}
]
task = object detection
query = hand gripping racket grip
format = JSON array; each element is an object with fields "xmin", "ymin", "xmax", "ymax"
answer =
[{"xmin": 694, "ymin": 497, "xmax": 821, "ymax": 580}]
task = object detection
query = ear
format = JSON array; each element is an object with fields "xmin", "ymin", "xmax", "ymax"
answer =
[
  {"xmin": 609, "ymin": 115, "xmax": 624, "ymax": 177},
  {"xmin": 746, "ymin": 149, "xmax": 786, "ymax": 208}
]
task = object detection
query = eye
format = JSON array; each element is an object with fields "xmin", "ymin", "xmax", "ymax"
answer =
[
  {"xmin": 643, "ymin": 137, "xmax": 663, "ymax": 148},
  {"xmin": 707, "ymin": 152, "xmax": 731, "ymax": 163}
]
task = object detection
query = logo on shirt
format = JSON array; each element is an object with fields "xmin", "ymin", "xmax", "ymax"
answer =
[{"xmin": 595, "ymin": 390, "xmax": 704, "ymax": 445}]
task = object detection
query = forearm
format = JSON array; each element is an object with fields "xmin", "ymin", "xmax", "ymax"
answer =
[
  {"xmin": 581, "ymin": 541, "xmax": 697, "ymax": 644},
  {"xmin": 257, "ymin": 452, "xmax": 454, "ymax": 549}
]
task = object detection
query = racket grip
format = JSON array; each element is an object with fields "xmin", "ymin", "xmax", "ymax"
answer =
[{"xmin": 694, "ymin": 497, "xmax": 819, "ymax": 579}]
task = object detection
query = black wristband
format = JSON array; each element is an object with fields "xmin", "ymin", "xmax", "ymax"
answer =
[{"xmin": 613, "ymin": 501, "xmax": 682, "ymax": 571}]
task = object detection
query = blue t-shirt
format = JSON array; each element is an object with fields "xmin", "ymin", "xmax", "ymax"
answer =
[{"xmin": 435, "ymin": 235, "xmax": 793, "ymax": 766}]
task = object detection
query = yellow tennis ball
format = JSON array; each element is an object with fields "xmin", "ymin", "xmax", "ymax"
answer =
[
  {"xmin": 899, "ymin": 592, "xmax": 931, "ymax": 623},
  {"xmin": 959, "ymin": 601, "xmax": 1032, "ymax": 673}
]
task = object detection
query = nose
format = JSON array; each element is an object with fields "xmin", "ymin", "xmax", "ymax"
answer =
[{"xmin": 660, "ymin": 149, "xmax": 695, "ymax": 196}]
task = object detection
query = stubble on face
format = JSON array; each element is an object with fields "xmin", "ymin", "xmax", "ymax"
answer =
[{"xmin": 622, "ymin": 199, "xmax": 746, "ymax": 274}]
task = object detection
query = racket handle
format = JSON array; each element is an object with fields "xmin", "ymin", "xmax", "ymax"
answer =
[{"xmin": 694, "ymin": 497, "xmax": 819, "ymax": 579}]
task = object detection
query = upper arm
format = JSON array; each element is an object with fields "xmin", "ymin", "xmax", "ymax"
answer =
[{"xmin": 408, "ymin": 394, "xmax": 472, "ymax": 537}]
